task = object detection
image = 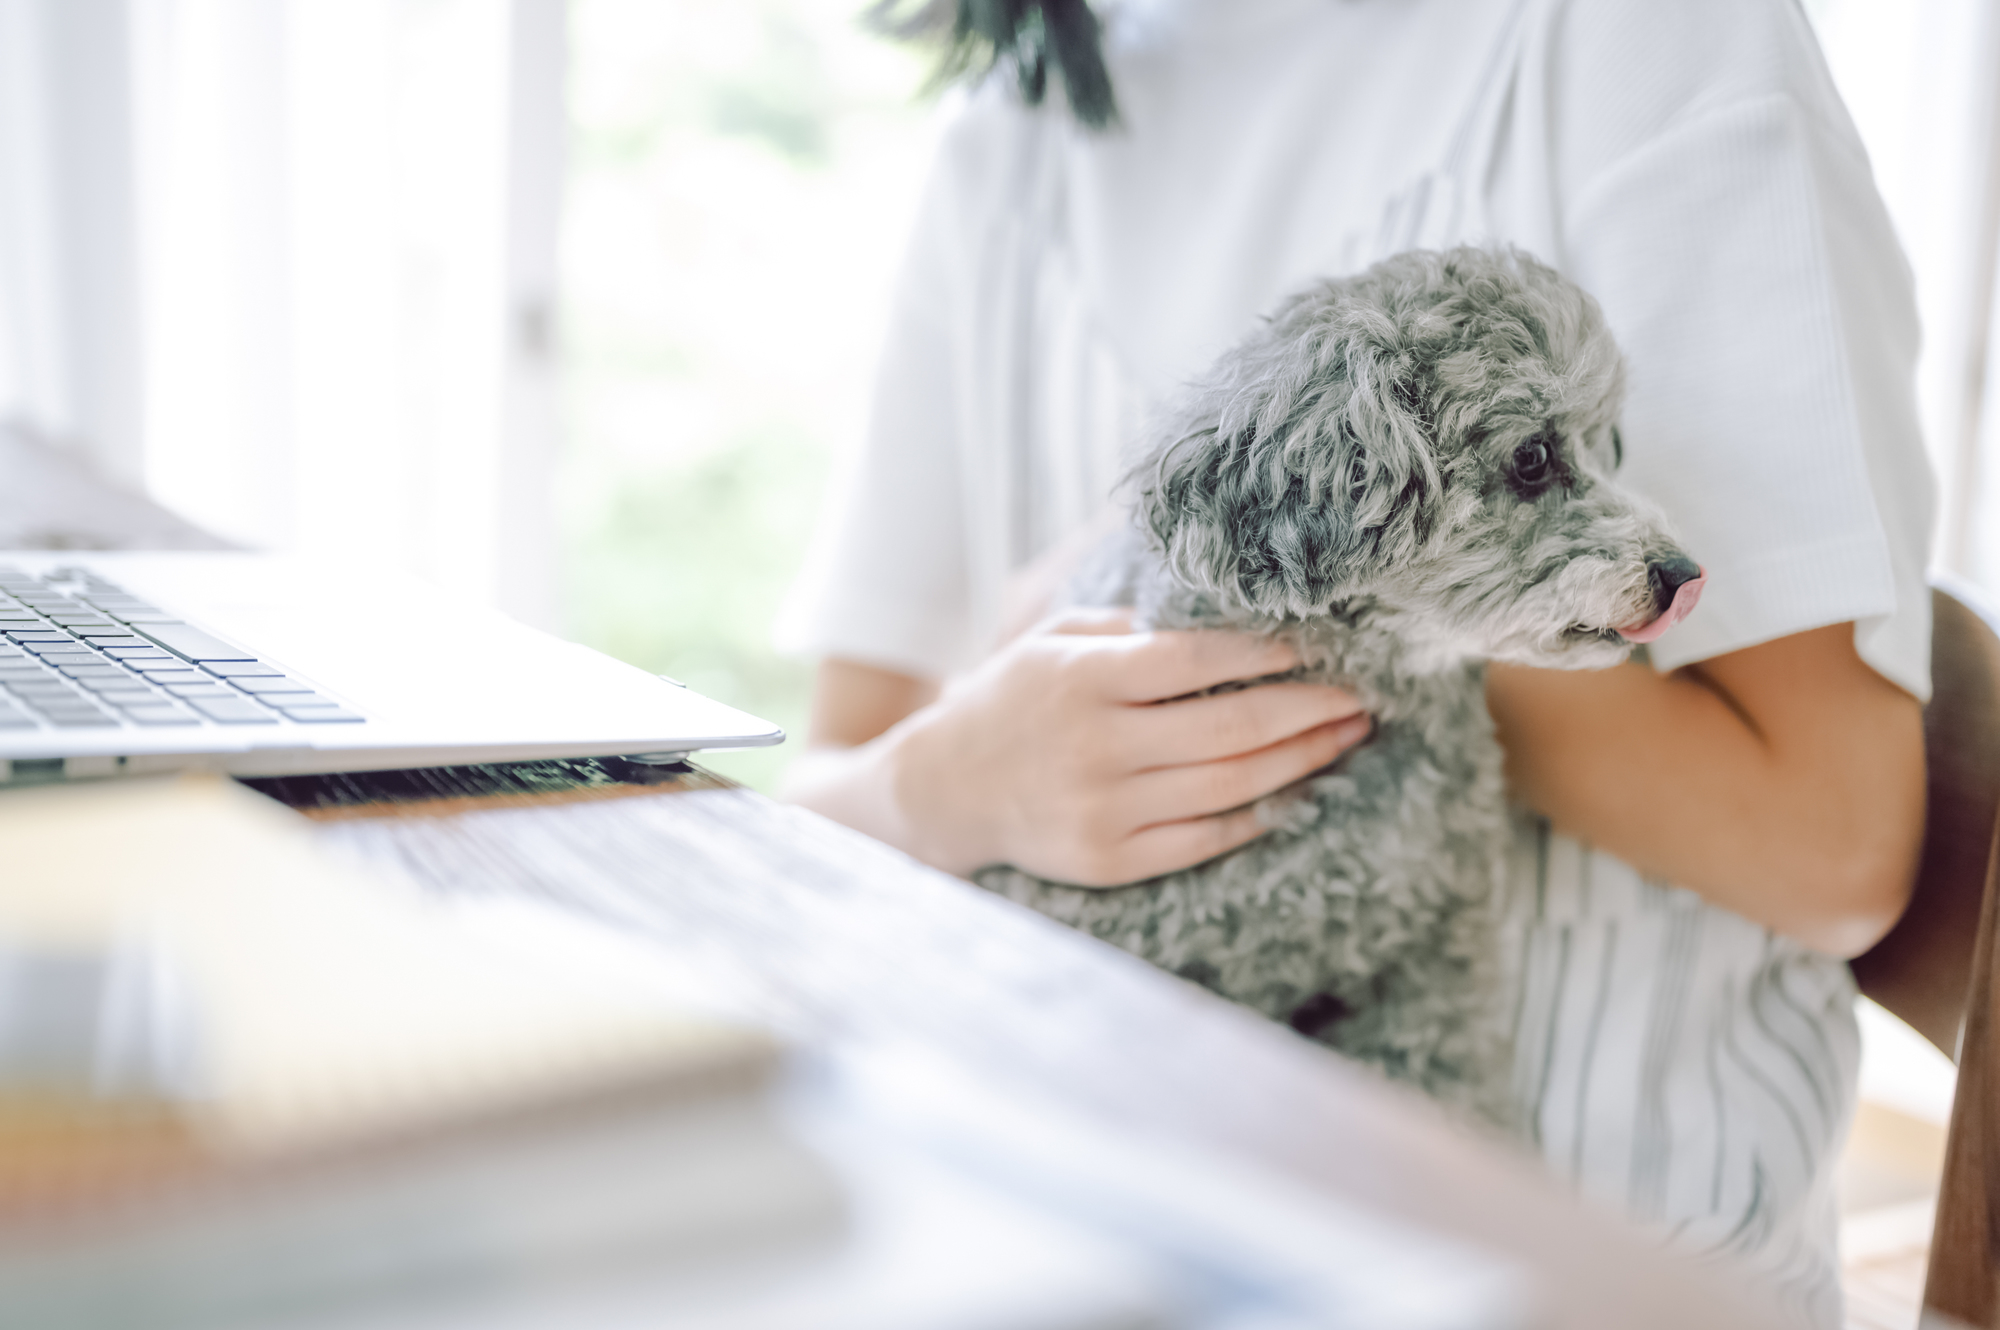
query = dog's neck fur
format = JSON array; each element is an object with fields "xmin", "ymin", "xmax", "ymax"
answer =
[{"xmin": 1066, "ymin": 525, "xmax": 1481, "ymax": 720}]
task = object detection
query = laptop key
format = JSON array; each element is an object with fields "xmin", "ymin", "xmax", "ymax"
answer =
[
  {"xmin": 73, "ymin": 676, "xmax": 150, "ymax": 693},
  {"xmin": 134, "ymin": 670, "xmax": 210, "ymax": 685},
  {"xmin": 277, "ymin": 705, "xmax": 365, "ymax": 723},
  {"xmin": 99, "ymin": 690, "xmax": 164, "ymax": 706},
  {"xmin": 101, "ymin": 648, "xmax": 176, "ymax": 661},
  {"xmin": 123, "ymin": 705, "xmax": 200, "ymax": 726},
  {"xmin": 41, "ymin": 654, "xmax": 106, "ymax": 669},
  {"xmin": 187, "ymin": 698, "xmax": 278, "ymax": 725},
  {"xmin": 203, "ymin": 661, "xmax": 281, "ymax": 677},
  {"xmin": 0, "ymin": 710, "xmax": 37, "ymax": 728},
  {"xmin": 137, "ymin": 624, "xmax": 252, "ymax": 661},
  {"xmin": 230, "ymin": 677, "xmax": 312, "ymax": 695},
  {"xmin": 30, "ymin": 695, "xmax": 107, "ymax": 711},
  {"xmin": 163, "ymin": 683, "xmax": 234, "ymax": 699},
  {"xmin": 44, "ymin": 712, "xmax": 119, "ymax": 728}
]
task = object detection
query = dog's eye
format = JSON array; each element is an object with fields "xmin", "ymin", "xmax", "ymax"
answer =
[
  {"xmin": 1510, "ymin": 436, "xmax": 1554, "ymax": 490},
  {"xmin": 1610, "ymin": 427, "xmax": 1624, "ymax": 469}
]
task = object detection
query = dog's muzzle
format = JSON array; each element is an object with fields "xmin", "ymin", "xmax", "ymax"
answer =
[{"xmin": 1620, "ymin": 557, "xmax": 1706, "ymax": 644}]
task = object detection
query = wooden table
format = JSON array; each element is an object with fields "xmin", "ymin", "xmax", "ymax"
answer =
[
  {"xmin": 228, "ymin": 754, "xmax": 1783, "ymax": 1330},
  {"xmin": 12, "ymin": 425, "xmax": 1783, "ymax": 1327}
]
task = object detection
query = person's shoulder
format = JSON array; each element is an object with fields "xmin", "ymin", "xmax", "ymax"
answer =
[
  {"xmin": 1533, "ymin": 0, "xmax": 1863, "ymax": 193},
  {"xmin": 1540, "ymin": 0, "xmax": 1848, "ymax": 152},
  {"xmin": 1547, "ymin": 0, "xmax": 1820, "ymax": 79}
]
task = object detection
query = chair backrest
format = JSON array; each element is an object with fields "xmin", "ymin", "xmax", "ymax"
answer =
[
  {"xmin": 1924, "ymin": 827, "xmax": 2000, "ymax": 1329},
  {"xmin": 1845, "ymin": 584, "xmax": 2000, "ymax": 1327},
  {"xmin": 1851, "ymin": 585, "xmax": 2000, "ymax": 1058}
]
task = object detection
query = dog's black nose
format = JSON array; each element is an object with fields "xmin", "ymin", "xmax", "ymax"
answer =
[{"xmin": 1647, "ymin": 556, "xmax": 1703, "ymax": 614}]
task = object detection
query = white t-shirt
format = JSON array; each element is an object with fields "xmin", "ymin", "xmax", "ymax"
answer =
[{"xmin": 783, "ymin": 1, "xmax": 1934, "ymax": 1322}]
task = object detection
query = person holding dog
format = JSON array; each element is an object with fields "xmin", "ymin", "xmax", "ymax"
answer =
[{"xmin": 779, "ymin": 1, "xmax": 1929, "ymax": 1323}]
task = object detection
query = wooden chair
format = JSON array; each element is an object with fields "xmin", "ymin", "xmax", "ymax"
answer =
[{"xmin": 1849, "ymin": 583, "xmax": 2000, "ymax": 1326}]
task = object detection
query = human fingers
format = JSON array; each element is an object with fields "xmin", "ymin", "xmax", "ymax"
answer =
[
  {"xmin": 1091, "ymin": 628, "xmax": 1303, "ymax": 702},
  {"xmin": 1077, "ymin": 803, "xmax": 1276, "ymax": 887},
  {"xmin": 1116, "ymin": 680, "xmax": 1366, "ymax": 770},
  {"xmin": 1112, "ymin": 713, "xmax": 1372, "ymax": 826}
]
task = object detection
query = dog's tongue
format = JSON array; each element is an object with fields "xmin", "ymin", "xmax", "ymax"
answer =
[{"xmin": 1619, "ymin": 570, "xmax": 1707, "ymax": 644}]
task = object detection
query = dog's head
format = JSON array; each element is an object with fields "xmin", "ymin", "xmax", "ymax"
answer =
[{"xmin": 1132, "ymin": 247, "xmax": 1701, "ymax": 669}]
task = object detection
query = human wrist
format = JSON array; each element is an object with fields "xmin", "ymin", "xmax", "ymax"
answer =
[
  {"xmin": 878, "ymin": 703, "xmax": 993, "ymax": 878},
  {"xmin": 782, "ymin": 734, "xmax": 914, "ymax": 856}
]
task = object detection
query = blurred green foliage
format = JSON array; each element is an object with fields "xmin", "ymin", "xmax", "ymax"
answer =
[
  {"xmin": 563, "ymin": 429, "xmax": 828, "ymax": 791},
  {"xmin": 559, "ymin": 0, "xmax": 929, "ymax": 792}
]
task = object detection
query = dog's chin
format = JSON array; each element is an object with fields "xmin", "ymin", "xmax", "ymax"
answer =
[{"xmin": 1487, "ymin": 626, "xmax": 1635, "ymax": 671}]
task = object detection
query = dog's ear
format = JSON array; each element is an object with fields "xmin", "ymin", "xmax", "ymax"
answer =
[{"xmin": 1132, "ymin": 342, "xmax": 1443, "ymax": 618}]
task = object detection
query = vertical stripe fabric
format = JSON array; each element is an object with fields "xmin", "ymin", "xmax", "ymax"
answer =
[{"xmin": 1502, "ymin": 814, "xmax": 1859, "ymax": 1328}]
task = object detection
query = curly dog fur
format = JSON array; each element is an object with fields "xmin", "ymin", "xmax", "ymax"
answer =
[{"xmin": 976, "ymin": 247, "xmax": 1697, "ymax": 1118}]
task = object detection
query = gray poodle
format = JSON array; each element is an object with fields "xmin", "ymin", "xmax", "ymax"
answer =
[{"xmin": 976, "ymin": 247, "xmax": 1704, "ymax": 1118}]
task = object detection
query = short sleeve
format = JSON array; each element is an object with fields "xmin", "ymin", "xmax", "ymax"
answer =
[
  {"xmin": 1554, "ymin": 8, "xmax": 1934, "ymax": 698},
  {"xmin": 773, "ymin": 144, "xmax": 977, "ymax": 680}
]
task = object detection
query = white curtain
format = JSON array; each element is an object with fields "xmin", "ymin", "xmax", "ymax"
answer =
[
  {"xmin": 0, "ymin": 0, "xmax": 146, "ymax": 488},
  {"xmin": 0, "ymin": 0, "xmax": 565, "ymax": 628},
  {"xmin": 1815, "ymin": 0, "xmax": 2000, "ymax": 595}
]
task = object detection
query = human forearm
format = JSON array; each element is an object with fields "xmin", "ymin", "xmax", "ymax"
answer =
[{"xmin": 1487, "ymin": 624, "xmax": 1924, "ymax": 957}]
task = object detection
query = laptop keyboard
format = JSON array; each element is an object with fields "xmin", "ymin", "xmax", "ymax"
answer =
[{"xmin": 0, "ymin": 566, "xmax": 363, "ymax": 733}]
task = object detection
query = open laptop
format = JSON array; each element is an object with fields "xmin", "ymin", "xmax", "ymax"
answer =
[{"xmin": 0, "ymin": 551, "xmax": 784, "ymax": 781}]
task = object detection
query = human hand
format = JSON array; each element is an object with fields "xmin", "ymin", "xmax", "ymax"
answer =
[{"xmin": 887, "ymin": 608, "xmax": 1370, "ymax": 885}]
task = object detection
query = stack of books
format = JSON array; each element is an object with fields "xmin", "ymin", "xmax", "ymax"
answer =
[{"xmin": 0, "ymin": 776, "xmax": 841, "ymax": 1328}]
